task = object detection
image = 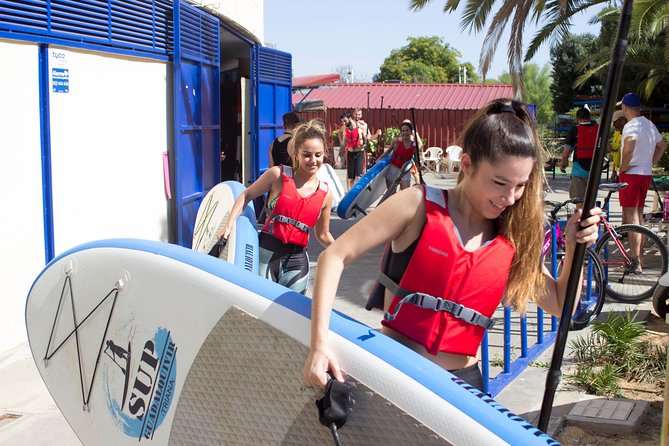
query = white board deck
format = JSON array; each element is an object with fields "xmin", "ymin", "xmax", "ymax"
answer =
[
  {"xmin": 192, "ymin": 181, "xmax": 258, "ymax": 273},
  {"xmin": 316, "ymin": 163, "xmax": 345, "ymax": 211},
  {"xmin": 26, "ymin": 239, "xmax": 558, "ymax": 445}
]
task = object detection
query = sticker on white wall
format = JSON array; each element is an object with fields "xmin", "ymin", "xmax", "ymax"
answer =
[{"xmin": 50, "ymin": 49, "xmax": 69, "ymax": 93}]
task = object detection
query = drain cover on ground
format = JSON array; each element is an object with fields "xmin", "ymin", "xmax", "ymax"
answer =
[{"xmin": 565, "ymin": 398, "xmax": 648, "ymax": 434}]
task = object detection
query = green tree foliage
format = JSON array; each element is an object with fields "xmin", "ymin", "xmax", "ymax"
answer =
[
  {"xmin": 409, "ymin": 0, "xmax": 669, "ymax": 102},
  {"xmin": 573, "ymin": 3, "xmax": 669, "ymax": 105},
  {"xmin": 550, "ymin": 33, "xmax": 602, "ymax": 114},
  {"xmin": 373, "ymin": 36, "xmax": 479, "ymax": 83},
  {"xmin": 523, "ymin": 64, "xmax": 554, "ymax": 126},
  {"xmin": 490, "ymin": 64, "xmax": 554, "ymax": 126}
]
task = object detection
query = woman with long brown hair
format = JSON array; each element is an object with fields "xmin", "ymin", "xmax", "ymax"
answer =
[{"xmin": 303, "ymin": 99, "xmax": 601, "ymax": 390}]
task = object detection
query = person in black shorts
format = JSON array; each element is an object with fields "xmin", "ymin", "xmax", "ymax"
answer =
[{"xmin": 340, "ymin": 112, "xmax": 366, "ymax": 190}]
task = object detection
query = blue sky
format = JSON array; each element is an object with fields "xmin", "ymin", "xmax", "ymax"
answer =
[{"xmin": 264, "ymin": 0, "xmax": 603, "ymax": 81}]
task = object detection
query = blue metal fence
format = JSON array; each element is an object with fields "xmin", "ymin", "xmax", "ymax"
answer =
[{"xmin": 483, "ymin": 223, "xmax": 560, "ymax": 397}]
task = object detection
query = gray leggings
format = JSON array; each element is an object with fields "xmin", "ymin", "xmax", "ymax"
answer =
[{"xmin": 259, "ymin": 246, "xmax": 310, "ymax": 295}]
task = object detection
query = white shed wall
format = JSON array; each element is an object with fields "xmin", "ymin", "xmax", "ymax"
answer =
[
  {"xmin": 48, "ymin": 47, "xmax": 170, "ymax": 255},
  {"xmin": 0, "ymin": 40, "xmax": 45, "ymax": 352},
  {"xmin": 0, "ymin": 41, "xmax": 170, "ymax": 352}
]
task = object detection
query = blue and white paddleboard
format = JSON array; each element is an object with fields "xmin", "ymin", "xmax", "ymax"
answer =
[
  {"xmin": 26, "ymin": 239, "xmax": 558, "ymax": 445},
  {"xmin": 337, "ymin": 156, "xmax": 392, "ymax": 219},
  {"xmin": 316, "ymin": 163, "xmax": 345, "ymax": 211},
  {"xmin": 192, "ymin": 180, "xmax": 258, "ymax": 273}
]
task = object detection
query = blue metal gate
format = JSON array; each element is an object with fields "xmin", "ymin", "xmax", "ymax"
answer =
[
  {"xmin": 251, "ymin": 46, "xmax": 292, "ymax": 180},
  {"xmin": 172, "ymin": 0, "xmax": 220, "ymax": 246}
]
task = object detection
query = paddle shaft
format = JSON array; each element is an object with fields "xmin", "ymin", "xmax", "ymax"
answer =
[
  {"xmin": 537, "ymin": 0, "xmax": 633, "ymax": 431},
  {"xmin": 410, "ymin": 108, "xmax": 425, "ymax": 185},
  {"xmin": 378, "ymin": 96, "xmax": 385, "ymax": 156},
  {"xmin": 662, "ymin": 314, "xmax": 669, "ymax": 445}
]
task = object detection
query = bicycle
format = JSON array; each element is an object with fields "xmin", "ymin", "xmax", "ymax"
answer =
[
  {"xmin": 543, "ymin": 198, "xmax": 605, "ymax": 330},
  {"xmin": 593, "ymin": 182, "xmax": 669, "ymax": 303}
]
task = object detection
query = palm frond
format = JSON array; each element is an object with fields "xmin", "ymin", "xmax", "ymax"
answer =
[
  {"xmin": 479, "ymin": 1, "xmax": 517, "ymax": 79},
  {"xmin": 460, "ymin": 0, "xmax": 497, "ymax": 33}
]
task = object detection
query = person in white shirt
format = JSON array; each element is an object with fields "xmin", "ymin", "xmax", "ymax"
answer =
[{"xmin": 619, "ymin": 92, "xmax": 667, "ymax": 273}]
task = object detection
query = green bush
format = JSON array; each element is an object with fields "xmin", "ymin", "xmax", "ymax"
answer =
[
  {"xmin": 567, "ymin": 311, "xmax": 666, "ymax": 396},
  {"xmin": 657, "ymin": 133, "xmax": 669, "ymax": 172}
]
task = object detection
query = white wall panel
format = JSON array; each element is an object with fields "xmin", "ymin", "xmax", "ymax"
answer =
[
  {"xmin": 48, "ymin": 48, "xmax": 170, "ymax": 256},
  {"xmin": 0, "ymin": 40, "xmax": 44, "ymax": 351}
]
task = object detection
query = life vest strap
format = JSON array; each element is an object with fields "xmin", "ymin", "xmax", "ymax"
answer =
[
  {"xmin": 378, "ymin": 272, "xmax": 495, "ymax": 330},
  {"xmin": 264, "ymin": 207, "xmax": 312, "ymax": 233}
]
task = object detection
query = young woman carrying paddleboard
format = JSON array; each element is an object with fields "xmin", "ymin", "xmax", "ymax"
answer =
[
  {"xmin": 221, "ymin": 120, "xmax": 335, "ymax": 294},
  {"xmin": 379, "ymin": 120, "xmax": 418, "ymax": 192},
  {"xmin": 304, "ymin": 99, "xmax": 602, "ymax": 390}
]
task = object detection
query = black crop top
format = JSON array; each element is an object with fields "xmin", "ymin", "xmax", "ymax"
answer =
[{"xmin": 385, "ymin": 234, "xmax": 421, "ymax": 282}]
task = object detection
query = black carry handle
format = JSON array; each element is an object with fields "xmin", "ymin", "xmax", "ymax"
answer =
[
  {"xmin": 538, "ymin": 0, "xmax": 634, "ymax": 432},
  {"xmin": 316, "ymin": 372, "xmax": 355, "ymax": 446},
  {"xmin": 207, "ymin": 237, "xmax": 227, "ymax": 257}
]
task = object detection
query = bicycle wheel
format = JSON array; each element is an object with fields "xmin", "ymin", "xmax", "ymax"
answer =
[
  {"xmin": 543, "ymin": 248, "xmax": 605, "ymax": 331},
  {"xmin": 595, "ymin": 224, "xmax": 669, "ymax": 302}
]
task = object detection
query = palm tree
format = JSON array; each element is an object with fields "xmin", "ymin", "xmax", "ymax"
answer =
[
  {"xmin": 408, "ymin": 0, "xmax": 614, "ymax": 98},
  {"xmin": 572, "ymin": 0, "xmax": 669, "ymax": 100},
  {"xmin": 411, "ymin": 0, "xmax": 668, "ymax": 100}
]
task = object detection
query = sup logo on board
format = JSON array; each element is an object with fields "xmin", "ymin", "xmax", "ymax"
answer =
[{"xmin": 103, "ymin": 327, "xmax": 177, "ymax": 440}]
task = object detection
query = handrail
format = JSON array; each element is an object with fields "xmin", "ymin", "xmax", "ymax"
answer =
[{"xmin": 482, "ymin": 219, "xmax": 560, "ymax": 396}]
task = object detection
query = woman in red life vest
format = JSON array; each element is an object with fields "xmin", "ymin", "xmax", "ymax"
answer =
[
  {"xmin": 379, "ymin": 121, "xmax": 417, "ymax": 192},
  {"xmin": 303, "ymin": 99, "xmax": 601, "ymax": 390},
  {"xmin": 220, "ymin": 120, "xmax": 335, "ymax": 294}
]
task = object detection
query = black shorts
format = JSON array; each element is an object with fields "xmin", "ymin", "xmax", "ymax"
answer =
[{"xmin": 347, "ymin": 149, "xmax": 366, "ymax": 179}]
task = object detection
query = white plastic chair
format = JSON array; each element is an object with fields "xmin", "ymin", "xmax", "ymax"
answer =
[
  {"xmin": 422, "ymin": 147, "xmax": 443, "ymax": 173},
  {"xmin": 445, "ymin": 145, "xmax": 462, "ymax": 173}
]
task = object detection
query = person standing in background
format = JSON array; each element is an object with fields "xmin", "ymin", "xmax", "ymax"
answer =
[
  {"xmin": 618, "ymin": 93, "xmax": 666, "ymax": 273},
  {"xmin": 610, "ymin": 110, "xmax": 627, "ymax": 182},
  {"xmin": 559, "ymin": 108, "xmax": 599, "ymax": 208},
  {"xmin": 341, "ymin": 111, "xmax": 366, "ymax": 190},
  {"xmin": 269, "ymin": 112, "xmax": 300, "ymax": 168}
]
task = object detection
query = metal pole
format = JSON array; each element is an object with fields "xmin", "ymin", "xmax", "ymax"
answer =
[
  {"xmin": 537, "ymin": 0, "xmax": 633, "ymax": 431},
  {"xmin": 409, "ymin": 108, "xmax": 425, "ymax": 185}
]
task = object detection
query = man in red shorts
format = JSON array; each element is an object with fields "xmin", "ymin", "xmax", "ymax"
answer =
[{"xmin": 619, "ymin": 92, "xmax": 667, "ymax": 272}]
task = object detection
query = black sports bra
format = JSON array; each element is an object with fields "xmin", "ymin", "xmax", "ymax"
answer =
[{"xmin": 386, "ymin": 236, "xmax": 420, "ymax": 283}]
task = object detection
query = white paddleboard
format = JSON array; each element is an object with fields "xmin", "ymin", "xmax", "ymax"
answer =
[
  {"xmin": 337, "ymin": 156, "xmax": 391, "ymax": 219},
  {"xmin": 192, "ymin": 180, "xmax": 258, "ymax": 273},
  {"xmin": 26, "ymin": 239, "xmax": 558, "ymax": 445},
  {"xmin": 316, "ymin": 163, "xmax": 345, "ymax": 211}
]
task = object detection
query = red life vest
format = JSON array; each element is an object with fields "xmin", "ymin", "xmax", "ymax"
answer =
[
  {"xmin": 377, "ymin": 186, "xmax": 515, "ymax": 356},
  {"xmin": 390, "ymin": 139, "xmax": 416, "ymax": 168},
  {"xmin": 575, "ymin": 123, "xmax": 599, "ymax": 160},
  {"xmin": 345, "ymin": 126, "xmax": 362, "ymax": 148},
  {"xmin": 261, "ymin": 166, "xmax": 328, "ymax": 247}
]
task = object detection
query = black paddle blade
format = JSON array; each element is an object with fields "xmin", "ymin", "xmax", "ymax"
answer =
[
  {"xmin": 207, "ymin": 237, "xmax": 227, "ymax": 257},
  {"xmin": 316, "ymin": 376, "xmax": 355, "ymax": 429}
]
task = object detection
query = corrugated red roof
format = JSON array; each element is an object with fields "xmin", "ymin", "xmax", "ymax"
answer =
[
  {"xmin": 292, "ymin": 74, "xmax": 341, "ymax": 89},
  {"xmin": 292, "ymin": 82, "xmax": 515, "ymax": 110}
]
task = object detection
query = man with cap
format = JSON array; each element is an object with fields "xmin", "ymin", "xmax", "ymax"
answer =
[
  {"xmin": 610, "ymin": 109, "xmax": 627, "ymax": 181},
  {"xmin": 618, "ymin": 92, "xmax": 666, "ymax": 273}
]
